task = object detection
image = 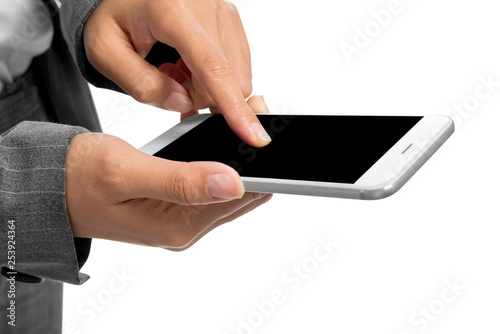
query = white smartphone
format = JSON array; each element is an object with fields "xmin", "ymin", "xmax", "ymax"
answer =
[{"xmin": 140, "ymin": 114, "xmax": 454, "ymax": 200}]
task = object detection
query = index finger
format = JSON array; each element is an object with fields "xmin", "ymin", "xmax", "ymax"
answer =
[{"xmin": 160, "ymin": 26, "xmax": 271, "ymax": 147}]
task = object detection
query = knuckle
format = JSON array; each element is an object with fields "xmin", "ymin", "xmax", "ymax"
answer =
[
  {"xmin": 168, "ymin": 166, "xmax": 200, "ymax": 205},
  {"xmin": 129, "ymin": 70, "xmax": 161, "ymax": 104},
  {"xmin": 219, "ymin": 0, "xmax": 237, "ymax": 15},
  {"xmin": 203, "ymin": 57, "xmax": 233, "ymax": 78},
  {"xmin": 229, "ymin": 96, "xmax": 250, "ymax": 114},
  {"xmin": 149, "ymin": 0, "xmax": 179, "ymax": 20}
]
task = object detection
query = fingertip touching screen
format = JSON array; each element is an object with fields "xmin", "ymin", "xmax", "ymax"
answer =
[{"xmin": 153, "ymin": 115, "xmax": 422, "ymax": 184}]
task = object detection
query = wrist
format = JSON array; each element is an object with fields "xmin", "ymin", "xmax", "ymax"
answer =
[{"xmin": 66, "ymin": 132, "xmax": 97, "ymax": 238}]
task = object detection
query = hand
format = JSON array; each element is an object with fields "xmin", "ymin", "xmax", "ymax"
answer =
[
  {"xmin": 65, "ymin": 96, "xmax": 272, "ymax": 251},
  {"xmin": 83, "ymin": 0, "xmax": 271, "ymax": 147}
]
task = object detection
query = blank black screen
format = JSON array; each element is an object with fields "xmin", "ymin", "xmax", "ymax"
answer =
[{"xmin": 154, "ymin": 115, "xmax": 422, "ymax": 184}]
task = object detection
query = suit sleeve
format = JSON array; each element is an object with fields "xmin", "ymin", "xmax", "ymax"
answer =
[
  {"xmin": 0, "ymin": 121, "xmax": 91, "ymax": 285},
  {"xmin": 58, "ymin": 0, "xmax": 122, "ymax": 91},
  {"xmin": 58, "ymin": 0, "xmax": 181, "ymax": 92}
]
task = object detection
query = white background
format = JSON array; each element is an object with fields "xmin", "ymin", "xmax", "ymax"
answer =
[{"xmin": 63, "ymin": 0, "xmax": 500, "ymax": 333}]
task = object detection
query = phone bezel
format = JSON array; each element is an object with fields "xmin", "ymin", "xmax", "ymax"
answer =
[{"xmin": 140, "ymin": 114, "xmax": 454, "ymax": 200}]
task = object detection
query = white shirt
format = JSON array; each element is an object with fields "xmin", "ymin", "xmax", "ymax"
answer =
[{"xmin": 0, "ymin": 0, "xmax": 54, "ymax": 94}]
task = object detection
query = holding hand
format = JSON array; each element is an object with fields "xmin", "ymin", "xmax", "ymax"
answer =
[{"xmin": 65, "ymin": 96, "xmax": 272, "ymax": 250}]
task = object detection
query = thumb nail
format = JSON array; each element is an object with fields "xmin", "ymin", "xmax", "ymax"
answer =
[{"xmin": 206, "ymin": 174, "xmax": 244, "ymax": 200}]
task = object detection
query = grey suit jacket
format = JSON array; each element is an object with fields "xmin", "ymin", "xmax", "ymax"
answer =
[
  {"xmin": 0, "ymin": 0, "xmax": 178, "ymax": 285},
  {"xmin": 0, "ymin": 0, "xmax": 108, "ymax": 285}
]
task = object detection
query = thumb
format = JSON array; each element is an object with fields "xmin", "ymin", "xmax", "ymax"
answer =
[
  {"xmin": 127, "ymin": 155, "xmax": 245, "ymax": 205},
  {"xmin": 84, "ymin": 16, "xmax": 193, "ymax": 112}
]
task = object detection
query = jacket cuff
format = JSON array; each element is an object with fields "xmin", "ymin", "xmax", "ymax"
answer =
[
  {"xmin": 59, "ymin": 0, "xmax": 121, "ymax": 91},
  {"xmin": 0, "ymin": 121, "xmax": 91, "ymax": 285},
  {"xmin": 58, "ymin": 0, "xmax": 180, "ymax": 92}
]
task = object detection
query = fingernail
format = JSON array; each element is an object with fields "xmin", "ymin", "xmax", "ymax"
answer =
[
  {"xmin": 251, "ymin": 122, "xmax": 271, "ymax": 145},
  {"xmin": 206, "ymin": 174, "xmax": 244, "ymax": 200},
  {"xmin": 163, "ymin": 92, "xmax": 193, "ymax": 113}
]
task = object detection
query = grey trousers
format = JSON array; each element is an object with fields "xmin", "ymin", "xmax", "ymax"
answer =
[
  {"xmin": 0, "ymin": 279, "xmax": 63, "ymax": 334},
  {"xmin": 0, "ymin": 67, "xmax": 64, "ymax": 334}
]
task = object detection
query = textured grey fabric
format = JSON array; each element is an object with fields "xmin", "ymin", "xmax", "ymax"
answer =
[
  {"xmin": 0, "ymin": 69, "xmax": 52, "ymax": 134},
  {"xmin": 0, "ymin": 0, "xmax": 103, "ymax": 324},
  {"xmin": 0, "ymin": 121, "xmax": 90, "ymax": 284},
  {"xmin": 59, "ymin": 0, "xmax": 104, "ymax": 71},
  {"xmin": 0, "ymin": 0, "xmax": 173, "ymax": 330},
  {"xmin": 0, "ymin": 0, "xmax": 103, "ymax": 286},
  {"xmin": 0, "ymin": 72, "xmax": 68, "ymax": 332},
  {"xmin": 59, "ymin": 0, "xmax": 124, "ymax": 92},
  {"xmin": 58, "ymin": 0, "xmax": 179, "ymax": 92},
  {"xmin": 0, "ymin": 279, "xmax": 63, "ymax": 333},
  {"xmin": 37, "ymin": 0, "xmax": 103, "ymax": 132}
]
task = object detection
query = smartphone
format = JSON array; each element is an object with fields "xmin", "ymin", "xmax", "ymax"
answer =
[{"xmin": 140, "ymin": 114, "xmax": 454, "ymax": 200}]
